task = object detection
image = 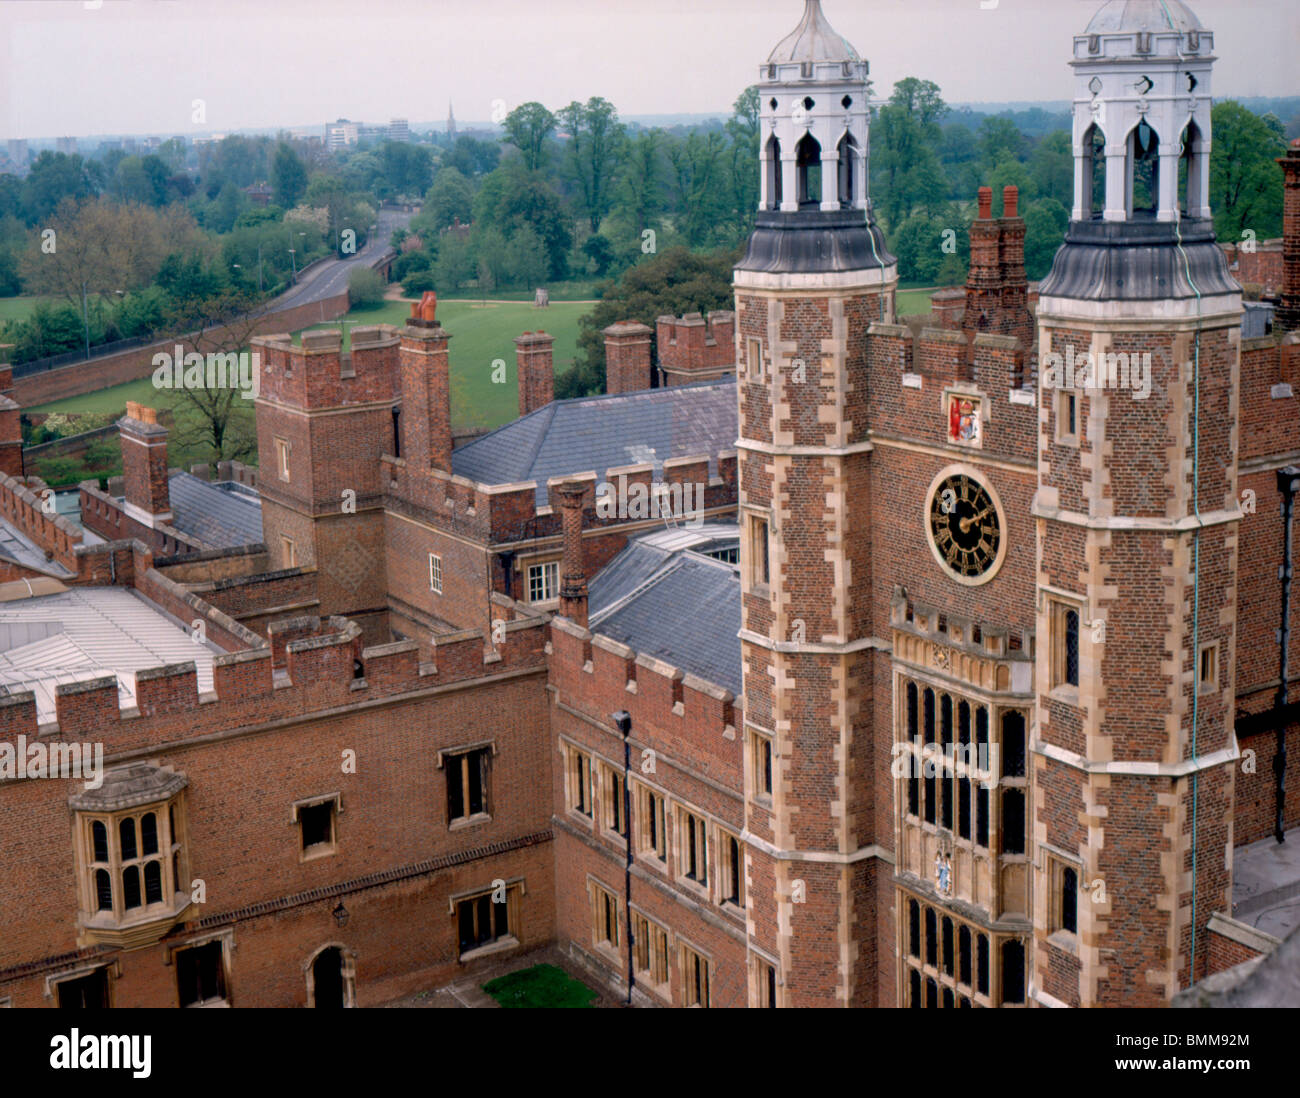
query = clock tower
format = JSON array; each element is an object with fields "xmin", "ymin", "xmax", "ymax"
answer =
[
  {"xmin": 1031, "ymin": 0, "xmax": 1242, "ymax": 1006},
  {"xmin": 733, "ymin": 0, "xmax": 898, "ymax": 1007}
]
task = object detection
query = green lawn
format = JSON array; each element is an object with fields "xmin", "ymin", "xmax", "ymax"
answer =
[
  {"xmin": 0, "ymin": 295, "xmax": 58, "ymax": 325},
  {"xmin": 482, "ymin": 964, "xmax": 599, "ymax": 1008},
  {"xmin": 29, "ymin": 376, "xmax": 160, "ymax": 416},
  {"xmin": 300, "ymin": 297, "xmax": 592, "ymax": 434},
  {"xmin": 897, "ymin": 289, "xmax": 935, "ymax": 317}
]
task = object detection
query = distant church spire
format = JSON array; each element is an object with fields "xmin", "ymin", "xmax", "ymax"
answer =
[{"xmin": 448, "ymin": 102, "xmax": 457, "ymax": 138}]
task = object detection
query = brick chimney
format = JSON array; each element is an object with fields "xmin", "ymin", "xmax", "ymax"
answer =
[
  {"xmin": 119, "ymin": 401, "xmax": 172, "ymax": 527},
  {"xmin": 1277, "ymin": 139, "xmax": 1300, "ymax": 333},
  {"xmin": 603, "ymin": 321, "xmax": 654, "ymax": 394},
  {"xmin": 515, "ymin": 330, "xmax": 555, "ymax": 417},
  {"xmin": 962, "ymin": 185, "xmax": 1033, "ymax": 361},
  {"xmin": 400, "ymin": 297, "xmax": 453, "ymax": 472},
  {"xmin": 555, "ymin": 480, "xmax": 588, "ymax": 628}
]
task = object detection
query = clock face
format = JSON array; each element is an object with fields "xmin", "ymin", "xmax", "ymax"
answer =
[{"xmin": 928, "ymin": 473, "xmax": 1002, "ymax": 582}]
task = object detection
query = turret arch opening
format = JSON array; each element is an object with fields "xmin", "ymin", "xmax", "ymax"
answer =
[
  {"xmin": 1127, "ymin": 119, "xmax": 1160, "ymax": 218},
  {"xmin": 837, "ymin": 132, "xmax": 859, "ymax": 209},
  {"xmin": 795, "ymin": 132, "xmax": 822, "ymax": 210}
]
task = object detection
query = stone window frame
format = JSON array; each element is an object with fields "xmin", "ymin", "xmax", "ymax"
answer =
[
  {"xmin": 304, "ymin": 942, "xmax": 358, "ymax": 1008},
  {"xmin": 1044, "ymin": 847, "xmax": 1083, "ymax": 950},
  {"xmin": 749, "ymin": 947, "xmax": 781, "ymax": 1008},
  {"xmin": 1045, "ymin": 591, "xmax": 1085, "ymax": 702},
  {"xmin": 630, "ymin": 907, "xmax": 672, "ymax": 999},
  {"xmin": 748, "ymin": 726, "xmax": 774, "ymax": 804},
  {"xmin": 1198, "ymin": 640, "xmax": 1220, "ymax": 696},
  {"xmin": 744, "ymin": 509, "xmax": 772, "ymax": 594},
  {"xmin": 899, "ymin": 891, "xmax": 996, "ymax": 1008},
  {"xmin": 281, "ymin": 535, "xmax": 297, "ymax": 568},
  {"xmin": 587, "ymin": 875, "xmax": 621, "ymax": 958},
  {"xmin": 449, "ymin": 879, "xmax": 524, "ymax": 962},
  {"xmin": 746, "ymin": 336, "xmax": 765, "ymax": 381},
  {"xmin": 168, "ymin": 929, "xmax": 235, "ymax": 1008},
  {"xmin": 679, "ymin": 938, "xmax": 712, "ymax": 1008},
  {"xmin": 274, "ymin": 436, "xmax": 291, "ymax": 481},
  {"xmin": 437, "ymin": 741, "xmax": 495, "ymax": 831},
  {"xmin": 632, "ymin": 780, "xmax": 668, "ymax": 870},
  {"xmin": 675, "ymin": 806, "xmax": 709, "ymax": 896},
  {"xmin": 428, "ymin": 552, "xmax": 443, "ymax": 595},
  {"xmin": 1055, "ymin": 388, "xmax": 1079, "ymax": 446},
  {"xmin": 715, "ymin": 825, "xmax": 746, "ymax": 913},
  {"xmin": 72, "ymin": 789, "xmax": 189, "ymax": 945},
  {"xmin": 44, "ymin": 960, "xmax": 120, "ymax": 1006},
  {"xmin": 597, "ymin": 760, "xmax": 629, "ymax": 843},
  {"xmin": 562, "ymin": 742, "xmax": 594, "ymax": 822},
  {"xmin": 291, "ymin": 792, "xmax": 341, "ymax": 862}
]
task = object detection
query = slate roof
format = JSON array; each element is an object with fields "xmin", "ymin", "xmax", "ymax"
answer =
[
  {"xmin": 589, "ymin": 526, "xmax": 742, "ymax": 697},
  {"xmin": 0, "ymin": 585, "xmax": 219, "ymax": 720},
  {"xmin": 451, "ymin": 379, "xmax": 737, "ymax": 505},
  {"xmin": 164, "ymin": 473, "xmax": 263, "ymax": 550}
]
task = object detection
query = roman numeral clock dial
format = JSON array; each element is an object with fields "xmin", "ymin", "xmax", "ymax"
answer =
[{"xmin": 927, "ymin": 472, "xmax": 1003, "ymax": 584}]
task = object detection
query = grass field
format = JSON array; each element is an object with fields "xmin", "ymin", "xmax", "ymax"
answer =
[
  {"xmin": 300, "ymin": 297, "xmax": 592, "ymax": 433},
  {"xmin": 896, "ymin": 289, "xmax": 934, "ymax": 317},
  {"xmin": 482, "ymin": 964, "xmax": 598, "ymax": 1008},
  {"xmin": 0, "ymin": 296, "xmax": 58, "ymax": 325}
]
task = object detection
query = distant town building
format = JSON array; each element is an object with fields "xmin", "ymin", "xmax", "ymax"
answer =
[
  {"xmin": 389, "ymin": 118, "xmax": 410, "ymax": 143},
  {"xmin": 244, "ymin": 182, "xmax": 273, "ymax": 207},
  {"xmin": 325, "ymin": 120, "xmax": 359, "ymax": 150},
  {"xmin": 5, "ymin": 139, "xmax": 28, "ymax": 167},
  {"xmin": 55, "ymin": 137, "xmax": 78, "ymax": 156}
]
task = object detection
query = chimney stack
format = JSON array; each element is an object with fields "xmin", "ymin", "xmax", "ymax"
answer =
[
  {"xmin": 400, "ymin": 293, "xmax": 453, "ymax": 472},
  {"xmin": 555, "ymin": 481, "xmax": 589, "ymax": 628},
  {"xmin": 603, "ymin": 321, "xmax": 654, "ymax": 394},
  {"xmin": 515, "ymin": 330, "xmax": 555, "ymax": 417},
  {"xmin": 119, "ymin": 401, "xmax": 172, "ymax": 527},
  {"xmin": 1277, "ymin": 139, "xmax": 1300, "ymax": 333}
]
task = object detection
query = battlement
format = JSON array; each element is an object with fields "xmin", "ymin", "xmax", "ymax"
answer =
[
  {"xmin": 549, "ymin": 614, "xmax": 739, "ymax": 746},
  {"xmin": 79, "ymin": 480, "xmax": 203, "ymax": 558},
  {"xmin": 252, "ymin": 326, "xmax": 401, "ymax": 410},
  {"xmin": 384, "ymin": 448, "xmax": 738, "ymax": 546},
  {"xmin": 656, "ymin": 311, "xmax": 736, "ymax": 383},
  {"xmin": 0, "ymin": 472, "xmax": 83, "ymax": 572},
  {"xmin": 0, "ymin": 595, "xmax": 548, "ymax": 755},
  {"xmin": 891, "ymin": 587, "xmax": 1034, "ymax": 695}
]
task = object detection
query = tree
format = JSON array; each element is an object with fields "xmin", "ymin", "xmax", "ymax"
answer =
[
  {"xmin": 1023, "ymin": 197, "xmax": 1069, "ymax": 281},
  {"xmin": 504, "ymin": 223, "xmax": 549, "ymax": 289},
  {"xmin": 562, "ymin": 244, "xmax": 738, "ymax": 397},
  {"xmin": 271, "ymin": 142, "xmax": 308, "ymax": 209},
  {"xmin": 348, "ymin": 267, "xmax": 386, "ymax": 309},
  {"xmin": 432, "ymin": 231, "xmax": 474, "ymax": 291},
  {"xmin": 161, "ymin": 287, "xmax": 263, "ymax": 463},
  {"xmin": 979, "ymin": 116, "xmax": 1024, "ymax": 172},
  {"xmin": 1028, "ymin": 130, "xmax": 1073, "ymax": 211},
  {"xmin": 21, "ymin": 151, "xmax": 99, "ymax": 224},
  {"xmin": 1210, "ymin": 101, "xmax": 1286, "ymax": 241},
  {"xmin": 559, "ymin": 97, "xmax": 626, "ymax": 232},
  {"xmin": 502, "ymin": 102, "xmax": 557, "ymax": 173},
  {"xmin": 446, "ymin": 136, "xmax": 500, "ymax": 178},
  {"xmin": 424, "ymin": 167, "xmax": 474, "ymax": 232},
  {"xmin": 873, "ymin": 79, "xmax": 951, "ymax": 230},
  {"xmin": 473, "ymin": 162, "xmax": 572, "ymax": 280}
]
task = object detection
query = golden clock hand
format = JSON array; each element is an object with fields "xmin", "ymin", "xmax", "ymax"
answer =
[{"xmin": 959, "ymin": 506, "xmax": 992, "ymax": 534}]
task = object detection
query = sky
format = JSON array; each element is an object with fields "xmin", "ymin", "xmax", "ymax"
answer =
[{"xmin": 0, "ymin": 0, "xmax": 1295, "ymax": 140}]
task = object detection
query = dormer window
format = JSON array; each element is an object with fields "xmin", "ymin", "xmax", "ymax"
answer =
[{"xmin": 71, "ymin": 765, "xmax": 192, "ymax": 950}]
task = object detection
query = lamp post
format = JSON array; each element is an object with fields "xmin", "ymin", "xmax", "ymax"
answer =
[{"xmin": 612, "ymin": 710, "xmax": 634, "ymax": 1006}]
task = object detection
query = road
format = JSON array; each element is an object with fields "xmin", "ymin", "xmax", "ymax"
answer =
[{"xmin": 273, "ymin": 205, "xmax": 412, "ymax": 310}]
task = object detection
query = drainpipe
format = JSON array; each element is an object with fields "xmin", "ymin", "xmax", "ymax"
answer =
[
  {"xmin": 613, "ymin": 709, "xmax": 634, "ymax": 1005},
  {"xmin": 1275, "ymin": 466, "xmax": 1298, "ymax": 844}
]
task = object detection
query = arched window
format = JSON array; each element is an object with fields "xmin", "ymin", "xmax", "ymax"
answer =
[
  {"xmin": 909, "ymin": 968, "xmax": 922, "ymax": 1008},
  {"xmin": 795, "ymin": 132, "xmax": 822, "ymax": 209},
  {"xmin": 1064, "ymin": 609, "xmax": 1080, "ymax": 687},
  {"xmin": 765, "ymin": 135, "xmax": 782, "ymax": 210},
  {"xmin": 1178, "ymin": 120, "xmax": 1205, "ymax": 217},
  {"xmin": 837, "ymin": 133, "xmax": 859, "ymax": 208},
  {"xmin": 1129, "ymin": 120, "xmax": 1160, "ymax": 216},
  {"xmin": 1082, "ymin": 124, "xmax": 1106, "ymax": 218},
  {"xmin": 908, "ymin": 899, "xmax": 920, "ymax": 958}
]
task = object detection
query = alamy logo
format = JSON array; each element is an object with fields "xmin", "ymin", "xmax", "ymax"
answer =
[
  {"xmin": 0, "ymin": 735, "xmax": 102, "ymax": 789},
  {"xmin": 152, "ymin": 346, "xmax": 261, "ymax": 400},
  {"xmin": 50, "ymin": 1030, "xmax": 151, "ymax": 1078},
  {"xmin": 1041, "ymin": 344, "xmax": 1152, "ymax": 401},
  {"xmin": 890, "ymin": 739, "xmax": 1001, "ymax": 789},
  {"xmin": 595, "ymin": 479, "xmax": 705, "ymax": 527}
]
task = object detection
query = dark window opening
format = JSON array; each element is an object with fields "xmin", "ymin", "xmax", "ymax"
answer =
[
  {"xmin": 909, "ymin": 968, "xmax": 921, "ymax": 1008},
  {"xmin": 1062, "ymin": 867, "xmax": 1079, "ymax": 935},
  {"xmin": 1065, "ymin": 609, "xmax": 1080, "ymax": 687},
  {"xmin": 958, "ymin": 926, "xmax": 972, "ymax": 986},
  {"xmin": 312, "ymin": 947, "xmax": 345, "ymax": 1008},
  {"xmin": 1002, "ymin": 711, "xmax": 1026, "ymax": 778},
  {"xmin": 447, "ymin": 749, "xmax": 489, "ymax": 822},
  {"xmin": 177, "ymin": 942, "xmax": 226, "ymax": 1007},
  {"xmin": 924, "ymin": 907, "xmax": 937, "ymax": 967},
  {"xmin": 976, "ymin": 786, "xmax": 989, "ymax": 847},
  {"xmin": 300, "ymin": 801, "xmax": 334, "ymax": 851},
  {"xmin": 908, "ymin": 899, "xmax": 920, "ymax": 959},
  {"xmin": 58, "ymin": 968, "xmax": 109, "ymax": 1009},
  {"xmin": 1002, "ymin": 788, "xmax": 1025, "ymax": 855},
  {"xmin": 1002, "ymin": 939, "xmax": 1026, "ymax": 1004},
  {"xmin": 976, "ymin": 934, "xmax": 989, "ymax": 996},
  {"xmin": 458, "ymin": 893, "xmax": 509, "ymax": 954},
  {"xmin": 942, "ymin": 917, "xmax": 954, "ymax": 977},
  {"xmin": 765, "ymin": 135, "xmax": 782, "ymax": 210},
  {"xmin": 795, "ymin": 132, "xmax": 822, "ymax": 210}
]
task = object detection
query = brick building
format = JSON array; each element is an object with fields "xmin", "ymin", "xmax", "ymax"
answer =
[{"xmin": 2, "ymin": 0, "xmax": 1299, "ymax": 1010}]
